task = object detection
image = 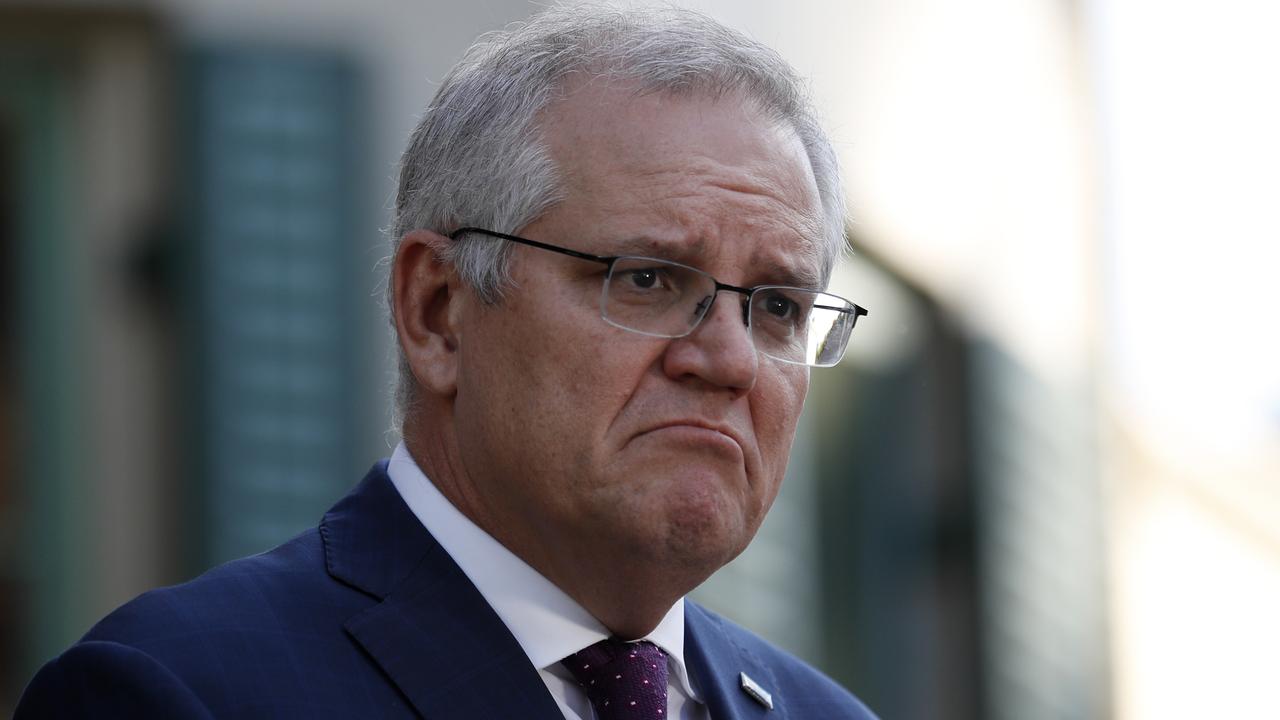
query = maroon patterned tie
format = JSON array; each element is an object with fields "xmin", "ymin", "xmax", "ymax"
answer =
[{"xmin": 563, "ymin": 638, "xmax": 670, "ymax": 718}]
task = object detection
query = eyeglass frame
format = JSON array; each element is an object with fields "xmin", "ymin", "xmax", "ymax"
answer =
[{"xmin": 447, "ymin": 226, "xmax": 870, "ymax": 366}]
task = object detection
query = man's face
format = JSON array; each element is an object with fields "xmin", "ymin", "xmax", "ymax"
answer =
[{"xmin": 451, "ymin": 83, "xmax": 825, "ymax": 584}]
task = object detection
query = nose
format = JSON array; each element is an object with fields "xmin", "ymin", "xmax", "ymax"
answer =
[{"xmin": 661, "ymin": 291, "xmax": 757, "ymax": 393}]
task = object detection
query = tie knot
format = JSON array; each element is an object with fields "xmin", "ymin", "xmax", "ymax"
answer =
[{"xmin": 564, "ymin": 638, "xmax": 669, "ymax": 718}]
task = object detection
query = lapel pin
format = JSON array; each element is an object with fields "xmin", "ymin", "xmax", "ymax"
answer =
[{"xmin": 739, "ymin": 672, "xmax": 774, "ymax": 710}]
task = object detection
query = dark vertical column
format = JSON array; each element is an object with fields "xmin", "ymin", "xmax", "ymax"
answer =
[
  {"xmin": 0, "ymin": 53, "xmax": 88, "ymax": 691},
  {"xmin": 184, "ymin": 49, "xmax": 365, "ymax": 566},
  {"xmin": 811, "ymin": 258, "xmax": 984, "ymax": 720}
]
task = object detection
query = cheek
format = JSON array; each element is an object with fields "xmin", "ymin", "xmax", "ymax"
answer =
[
  {"xmin": 754, "ymin": 368, "xmax": 809, "ymax": 471},
  {"xmin": 512, "ymin": 321, "xmax": 656, "ymax": 449}
]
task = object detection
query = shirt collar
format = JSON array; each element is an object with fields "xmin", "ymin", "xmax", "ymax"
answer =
[{"xmin": 386, "ymin": 442, "xmax": 698, "ymax": 698}]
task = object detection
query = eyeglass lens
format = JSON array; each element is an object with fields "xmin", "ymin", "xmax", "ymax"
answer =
[{"xmin": 602, "ymin": 257, "xmax": 855, "ymax": 367}]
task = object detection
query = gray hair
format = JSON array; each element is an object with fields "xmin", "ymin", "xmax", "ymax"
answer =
[{"xmin": 390, "ymin": 4, "xmax": 847, "ymax": 422}]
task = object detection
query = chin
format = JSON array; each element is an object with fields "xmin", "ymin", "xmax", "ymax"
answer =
[{"xmin": 658, "ymin": 477, "xmax": 760, "ymax": 573}]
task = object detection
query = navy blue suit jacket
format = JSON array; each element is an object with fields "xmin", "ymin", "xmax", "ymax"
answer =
[{"xmin": 17, "ymin": 462, "xmax": 876, "ymax": 719}]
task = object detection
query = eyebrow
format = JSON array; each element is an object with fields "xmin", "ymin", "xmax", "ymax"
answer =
[
  {"xmin": 768, "ymin": 260, "xmax": 822, "ymax": 290},
  {"xmin": 610, "ymin": 234, "xmax": 708, "ymax": 259},
  {"xmin": 609, "ymin": 234, "xmax": 823, "ymax": 290}
]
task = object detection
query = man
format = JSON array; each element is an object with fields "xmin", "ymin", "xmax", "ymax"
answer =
[{"xmin": 17, "ymin": 5, "xmax": 873, "ymax": 718}]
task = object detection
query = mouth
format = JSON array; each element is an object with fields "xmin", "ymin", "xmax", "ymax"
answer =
[{"xmin": 641, "ymin": 420, "xmax": 746, "ymax": 457}]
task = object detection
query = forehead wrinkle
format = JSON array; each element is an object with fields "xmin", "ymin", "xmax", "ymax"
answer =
[
  {"xmin": 693, "ymin": 181, "xmax": 824, "ymax": 289},
  {"xmin": 600, "ymin": 174, "xmax": 823, "ymax": 287},
  {"xmin": 776, "ymin": 211, "xmax": 826, "ymax": 289},
  {"xmin": 556, "ymin": 109, "xmax": 824, "ymax": 283},
  {"xmin": 639, "ymin": 170, "xmax": 814, "ymax": 238},
  {"xmin": 752, "ymin": 243, "xmax": 822, "ymax": 289},
  {"xmin": 639, "ymin": 154, "xmax": 801, "ymax": 207}
]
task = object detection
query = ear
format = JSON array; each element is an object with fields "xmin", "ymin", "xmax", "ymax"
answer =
[{"xmin": 392, "ymin": 229, "xmax": 468, "ymax": 397}]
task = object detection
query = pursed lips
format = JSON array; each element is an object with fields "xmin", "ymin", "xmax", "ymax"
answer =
[{"xmin": 640, "ymin": 419, "xmax": 747, "ymax": 456}]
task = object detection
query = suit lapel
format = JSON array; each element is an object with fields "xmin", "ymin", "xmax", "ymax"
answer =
[
  {"xmin": 686, "ymin": 602, "xmax": 784, "ymax": 720},
  {"xmin": 322, "ymin": 464, "xmax": 563, "ymax": 720}
]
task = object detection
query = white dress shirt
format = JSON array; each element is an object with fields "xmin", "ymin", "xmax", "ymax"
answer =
[{"xmin": 387, "ymin": 443, "xmax": 709, "ymax": 720}]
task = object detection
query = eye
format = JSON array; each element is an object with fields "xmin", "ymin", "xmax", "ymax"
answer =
[
  {"xmin": 763, "ymin": 293, "xmax": 799, "ymax": 320},
  {"xmin": 627, "ymin": 268, "xmax": 662, "ymax": 289},
  {"xmin": 619, "ymin": 266, "xmax": 682, "ymax": 293}
]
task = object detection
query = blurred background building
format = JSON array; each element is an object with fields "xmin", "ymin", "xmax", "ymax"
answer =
[{"xmin": 2, "ymin": 1, "xmax": 1277, "ymax": 718}]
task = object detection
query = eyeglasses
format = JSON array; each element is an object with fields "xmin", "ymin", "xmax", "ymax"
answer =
[{"xmin": 449, "ymin": 227, "xmax": 869, "ymax": 367}]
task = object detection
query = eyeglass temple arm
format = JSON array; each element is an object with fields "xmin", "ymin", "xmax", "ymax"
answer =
[
  {"xmin": 450, "ymin": 227, "xmax": 615, "ymax": 266},
  {"xmin": 816, "ymin": 303, "xmax": 870, "ymax": 318}
]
